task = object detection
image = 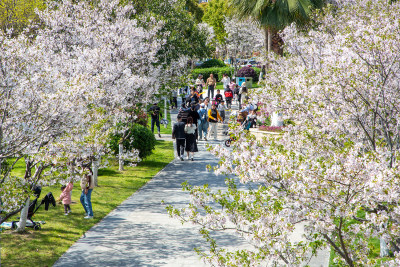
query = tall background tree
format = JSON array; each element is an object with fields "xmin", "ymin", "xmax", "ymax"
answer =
[{"xmin": 228, "ymin": 0, "xmax": 324, "ymax": 55}]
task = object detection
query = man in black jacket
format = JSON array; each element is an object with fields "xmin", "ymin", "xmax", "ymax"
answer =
[
  {"xmin": 172, "ymin": 115, "xmax": 186, "ymax": 161},
  {"xmin": 148, "ymin": 103, "xmax": 161, "ymax": 138}
]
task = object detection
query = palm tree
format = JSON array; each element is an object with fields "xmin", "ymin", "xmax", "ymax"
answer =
[{"xmin": 229, "ymin": 0, "xmax": 324, "ymax": 55}]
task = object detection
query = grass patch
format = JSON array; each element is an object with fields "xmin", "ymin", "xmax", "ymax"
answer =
[
  {"xmin": 147, "ymin": 106, "xmax": 172, "ymax": 135},
  {"xmin": 1, "ymin": 140, "xmax": 174, "ymax": 267}
]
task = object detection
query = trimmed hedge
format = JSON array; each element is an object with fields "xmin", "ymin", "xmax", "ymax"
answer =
[
  {"xmin": 200, "ymin": 59, "xmax": 226, "ymax": 68},
  {"xmin": 192, "ymin": 66, "xmax": 261, "ymax": 82},
  {"xmin": 191, "ymin": 67, "xmax": 234, "ymax": 82}
]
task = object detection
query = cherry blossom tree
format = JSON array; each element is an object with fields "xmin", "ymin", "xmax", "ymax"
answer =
[
  {"xmin": 0, "ymin": 0, "xmax": 174, "ymax": 229},
  {"xmin": 224, "ymin": 16, "xmax": 264, "ymax": 72},
  {"xmin": 168, "ymin": 0, "xmax": 400, "ymax": 265},
  {"xmin": 224, "ymin": 17, "xmax": 264, "ymax": 60}
]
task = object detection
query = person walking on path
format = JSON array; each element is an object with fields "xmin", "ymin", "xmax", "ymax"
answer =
[
  {"xmin": 206, "ymin": 74, "xmax": 216, "ymax": 99},
  {"xmin": 59, "ymin": 181, "xmax": 73, "ymax": 215},
  {"xmin": 184, "ymin": 117, "xmax": 198, "ymax": 161},
  {"xmin": 197, "ymin": 103, "xmax": 208, "ymax": 141},
  {"xmin": 224, "ymin": 87, "xmax": 233, "ymax": 109},
  {"xmin": 218, "ymin": 100, "xmax": 226, "ymax": 123},
  {"xmin": 215, "ymin": 89, "xmax": 223, "ymax": 105},
  {"xmin": 80, "ymin": 168, "xmax": 94, "ymax": 219},
  {"xmin": 170, "ymin": 90, "xmax": 178, "ymax": 109},
  {"xmin": 239, "ymin": 82, "xmax": 247, "ymax": 110},
  {"xmin": 148, "ymin": 102, "xmax": 161, "ymax": 138},
  {"xmin": 207, "ymin": 103, "xmax": 222, "ymax": 141},
  {"xmin": 189, "ymin": 87, "xmax": 199, "ymax": 105},
  {"xmin": 221, "ymin": 73, "xmax": 230, "ymax": 91},
  {"xmin": 172, "ymin": 115, "xmax": 186, "ymax": 161},
  {"xmin": 195, "ymin": 74, "xmax": 205, "ymax": 98},
  {"xmin": 188, "ymin": 102, "xmax": 200, "ymax": 139}
]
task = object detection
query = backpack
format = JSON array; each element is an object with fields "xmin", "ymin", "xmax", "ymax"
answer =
[
  {"xmin": 225, "ymin": 90, "xmax": 233, "ymax": 98},
  {"xmin": 199, "ymin": 108, "xmax": 208, "ymax": 123},
  {"xmin": 179, "ymin": 107, "xmax": 191, "ymax": 124}
]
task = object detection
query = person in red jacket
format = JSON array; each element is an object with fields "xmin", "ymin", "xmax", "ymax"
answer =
[{"xmin": 224, "ymin": 86, "xmax": 233, "ymax": 109}]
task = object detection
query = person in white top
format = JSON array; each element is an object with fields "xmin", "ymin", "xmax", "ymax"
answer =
[
  {"xmin": 239, "ymin": 82, "xmax": 248, "ymax": 109},
  {"xmin": 184, "ymin": 116, "xmax": 198, "ymax": 161},
  {"xmin": 221, "ymin": 73, "xmax": 231, "ymax": 91},
  {"xmin": 195, "ymin": 74, "xmax": 205, "ymax": 95}
]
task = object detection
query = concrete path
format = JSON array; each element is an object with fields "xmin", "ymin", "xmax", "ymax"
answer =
[{"xmin": 53, "ymin": 101, "xmax": 329, "ymax": 267}]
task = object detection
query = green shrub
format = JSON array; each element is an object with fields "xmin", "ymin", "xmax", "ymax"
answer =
[
  {"xmin": 200, "ymin": 59, "xmax": 226, "ymax": 68},
  {"xmin": 253, "ymin": 67, "xmax": 261, "ymax": 82},
  {"xmin": 108, "ymin": 124, "xmax": 156, "ymax": 159},
  {"xmin": 191, "ymin": 67, "xmax": 234, "ymax": 82}
]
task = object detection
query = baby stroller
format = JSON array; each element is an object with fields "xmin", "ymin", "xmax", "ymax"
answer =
[
  {"xmin": 224, "ymin": 113, "xmax": 255, "ymax": 147},
  {"xmin": 11, "ymin": 186, "xmax": 56, "ymax": 230},
  {"xmin": 223, "ymin": 129, "xmax": 237, "ymax": 147}
]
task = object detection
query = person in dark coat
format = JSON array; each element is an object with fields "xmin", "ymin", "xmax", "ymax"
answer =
[
  {"xmin": 172, "ymin": 115, "xmax": 186, "ymax": 161},
  {"xmin": 188, "ymin": 102, "xmax": 200, "ymax": 139},
  {"xmin": 178, "ymin": 103, "xmax": 191, "ymax": 124},
  {"xmin": 148, "ymin": 102, "xmax": 161, "ymax": 138}
]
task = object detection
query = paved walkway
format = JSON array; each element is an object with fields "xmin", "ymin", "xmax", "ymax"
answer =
[{"xmin": 53, "ymin": 101, "xmax": 329, "ymax": 267}]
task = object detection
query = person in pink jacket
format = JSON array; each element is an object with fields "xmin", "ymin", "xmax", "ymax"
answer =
[{"xmin": 59, "ymin": 182, "xmax": 73, "ymax": 215}]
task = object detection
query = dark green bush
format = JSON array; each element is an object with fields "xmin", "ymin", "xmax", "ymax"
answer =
[
  {"xmin": 191, "ymin": 67, "xmax": 234, "ymax": 82},
  {"xmin": 108, "ymin": 124, "xmax": 156, "ymax": 159},
  {"xmin": 253, "ymin": 67, "xmax": 261, "ymax": 82},
  {"xmin": 200, "ymin": 59, "xmax": 226, "ymax": 68}
]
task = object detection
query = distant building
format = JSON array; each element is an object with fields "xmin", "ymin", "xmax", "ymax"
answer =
[{"xmin": 199, "ymin": 0, "xmax": 208, "ymax": 3}]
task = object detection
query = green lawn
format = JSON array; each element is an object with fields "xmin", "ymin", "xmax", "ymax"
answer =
[
  {"xmin": 147, "ymin": 111, "xmax": 172, "ymax": 135},
  {"xmin": 1, "ymin": 140, "xmax": 174, "ymax": 267}
]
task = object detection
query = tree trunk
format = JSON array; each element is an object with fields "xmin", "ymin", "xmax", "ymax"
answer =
[
  {"xmin": 118, "ymin": 143, "xmax": 124, "ymax": 171},
  {"xmin": 271, "ymin": 30, "xmax": 284, "ymax": 56},
  {"xmin": 268, "ymin": 28, "xmax": 272, "ymax": 53},
  {"xmin": 264, "ymin": 27, "xmax": 272, "ymax": 71},
  {"xmin": 92, "ymin": 158, "xmax": 99, "ymax": 186},
  {"xmin": 17, "ymin": 197, "xmax": 30, "ymax": 232}
]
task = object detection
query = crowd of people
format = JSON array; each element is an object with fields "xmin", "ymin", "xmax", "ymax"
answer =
[
  {"xmin": 57, "ymin": 73, "xmax": 255, "ymax": 217},
  {"xmin": 171, "ymin": 73, "xmax": 257, "ymax": 161}
]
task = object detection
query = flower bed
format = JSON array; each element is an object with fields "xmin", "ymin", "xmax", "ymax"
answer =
[{"xmin": 258, "ymin": 125, "xmax": 283, "ymax": 132}]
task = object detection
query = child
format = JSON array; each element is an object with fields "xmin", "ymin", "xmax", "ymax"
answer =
[
  {"xmin": 218, "ymin": 100, "xmax": 226, "ymax": 123},
  {"xmin": 59, "ymin": 181, "xmax": 73, "ymax": 215},
  {"xmin": 215, "ymin": 89, "xmax": 223, "ymax": 104},
  {"xmin": 224, "ymin": 86, "xmax": 233, "ymax": 109}
]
